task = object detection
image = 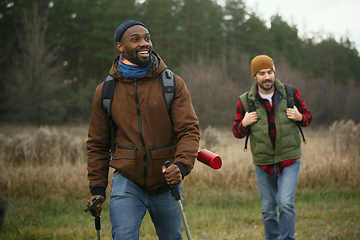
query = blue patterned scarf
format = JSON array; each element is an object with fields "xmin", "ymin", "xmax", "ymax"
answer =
[{"xmin": 119, "ymin": 55, "xmax": 151, "ymax": 78}]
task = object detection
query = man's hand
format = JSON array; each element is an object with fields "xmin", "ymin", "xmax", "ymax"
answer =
[
  {"xmin": 242, "ymin": 111, "xmax": 258, "ymax": 127},
  {"xmin": 86, "ymin": 195, "xmax": 105, "ymax": 217},
  {"xmin": 286, "ymin": 106, "xmax": 303, "ymax": 122},
  {"xmin": 162, "ymin": 163, "xmax": 182, "ymax": 185}
]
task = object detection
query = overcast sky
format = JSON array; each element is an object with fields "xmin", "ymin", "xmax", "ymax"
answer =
[{"xmin": 217, "ymin": 0, "xmax": 360, "ymax": 51}]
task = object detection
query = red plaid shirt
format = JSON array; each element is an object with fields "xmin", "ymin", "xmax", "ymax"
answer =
[{"xmin": 232, "ymin": 86, "xmax": 312, "ymax": 174}]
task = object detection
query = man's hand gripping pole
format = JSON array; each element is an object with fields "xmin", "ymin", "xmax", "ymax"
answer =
[
  {"xmin": 164, "ymin": 161, "xmax": 192, "ymax": 240},
  {"xmin": 84, "ymin": 198, "xmax": 102, "ymax": 240}
]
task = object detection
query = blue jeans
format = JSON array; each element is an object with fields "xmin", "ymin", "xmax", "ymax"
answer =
[
  {"xmin": 109, "ymin": 172, "xmax": 183, "ymax": 240},
  {"xmin": 255, "ymin": 159, "xmax": 301, "ymax": 240}
]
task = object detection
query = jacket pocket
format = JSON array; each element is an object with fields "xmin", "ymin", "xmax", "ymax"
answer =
[
  {"xmin": 110, "ymin": 146, "xmax": 138, "ymax": 175},
  {"xmin": 148, "ymin": 142, "xmax": 177, "ymax": 175},
  {"xmin": 115, "ymin": 145, "xmax": 137, "ymax": 159}
]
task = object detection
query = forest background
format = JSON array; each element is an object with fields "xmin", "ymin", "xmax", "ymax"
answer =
[{"xmin": 1, "ymin": 0, "xmax": 360, "ymax": 127}]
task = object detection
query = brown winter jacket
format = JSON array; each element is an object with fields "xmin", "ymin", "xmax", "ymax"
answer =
[{"xmin": 87, "ymin": 52, "xmax": 200, "ymax": 196}]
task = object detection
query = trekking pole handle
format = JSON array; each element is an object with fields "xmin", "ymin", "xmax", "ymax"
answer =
[
  {"xmin": 92, "ymin": 198, "xmax": 102, "ymax": 211},
  {"xmin": 84, "ymin": 198, "xmax": 102, "ymax": 214},
  {"xmin": 91, "ymin": 198, "xmax": 102, "ymax": 231},
  {"xmin": 94, "ymin": 216, "xmax": 101, "ymax": 231},
  {"xmin": 164, "ymin": 161, "xmax": 181, "ymax": 201}
]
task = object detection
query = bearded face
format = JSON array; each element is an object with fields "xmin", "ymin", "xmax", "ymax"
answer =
[
  {"xmin": 254, "ymin": 68, "xmax": 275, "ymax": 93},
  {"xmin": 117, "ymin": 25, "xmax": 153, "ymax": 68}
]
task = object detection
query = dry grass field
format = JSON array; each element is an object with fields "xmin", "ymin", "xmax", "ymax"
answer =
[
  {"xmin": 184, "ymin": 121, "xmax": 360, "ymax": 195},
  {"xmin": 0, "ymin": 122, "xmax": 359, "ymax": 239},
  {"xmin": 0, "ymin": 121, "xmax": 359, "ymax": 198}
]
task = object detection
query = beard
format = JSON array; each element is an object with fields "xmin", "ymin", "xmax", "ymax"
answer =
[
  {"xmin": 125, "ymin": 47, "xmax": 152, "ymax": 68},
  {"xmin": 258, "ymin": 79, "xmax": 274, "ymax": 91},
  {"xmin": 136, "ymin": 57, "xmax": 152, "ymax": 68}
]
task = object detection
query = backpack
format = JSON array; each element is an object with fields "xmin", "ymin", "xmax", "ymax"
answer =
[
  {"xmin": 243, "ymin": 84, "xmax": 306, "ymax": 151},
  {"xmin": 101, "ymin": 69, "xmax": 176, "ymax": 160}
]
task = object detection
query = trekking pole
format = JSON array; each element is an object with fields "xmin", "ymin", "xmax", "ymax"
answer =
[
  {"xmin": 84, "ymin": 198, "xmax": 102, "ymax": 240},
  {"xmin": 164, "ymin": 161, "xmax": 192, "ymax": 240}
]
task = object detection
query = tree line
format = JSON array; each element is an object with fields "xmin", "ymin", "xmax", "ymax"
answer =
[{"xmin": 0, "ymin": 0, "xmax": 359, "ymax": 126}]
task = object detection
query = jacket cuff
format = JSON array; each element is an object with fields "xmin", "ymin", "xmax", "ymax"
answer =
[
  {"xmin": 91, "ymin": 187, "xmax": 106, "ymax": 199},
  {"xmin": 174, "ymin": 162, "xmax": 189, "ymax": 179}
]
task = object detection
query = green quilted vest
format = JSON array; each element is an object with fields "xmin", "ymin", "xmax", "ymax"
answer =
[{"xmin": 239, "ymin": 79, "xmax": 302, "ymax": 165}]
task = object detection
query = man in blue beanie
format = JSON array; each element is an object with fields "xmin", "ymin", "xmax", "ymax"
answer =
[{"xmin": 86, "ymin": 20, "xmax": 200, "ymax": 240}]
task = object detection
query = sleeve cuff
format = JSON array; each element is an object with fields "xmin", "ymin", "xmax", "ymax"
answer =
[
  {"xmin": 91, "ymin": 187, "xmax": 106, "ymax": 199},
  {"xmin": 174, "ymin": 162, "xmax": 189, "ymax": 179},
  {"xmin": 240, "ymin": 122, "xmax": 250, "ymax": 132}
]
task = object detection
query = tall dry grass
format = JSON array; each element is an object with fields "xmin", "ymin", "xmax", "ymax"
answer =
[
  {"xmin": 0, "ymin": 125, "xmax": 89, "ymax": 199},
  {"xmin": 0, "ymin": 122, "xmax": 359, "ymax": 200},
  {"xmin": 330, "ymin": 119, "xmax": 360, "ymax": 166},
  {"xmin": 0, "ymin": 125, "xmax": 87, "ymax": 166},
  {"xmin": 184, "ymin": 120, "xmax": 360, "ymax": 195}
]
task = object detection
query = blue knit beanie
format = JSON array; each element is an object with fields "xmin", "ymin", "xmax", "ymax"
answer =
[{"xmin": 114, "ymin": 20, "xmax": 147, "ymax": 44}]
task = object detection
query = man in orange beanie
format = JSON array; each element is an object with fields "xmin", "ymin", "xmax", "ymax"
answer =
[{"xmin": 232, "ymin": 55, "xmax": 312, "ymax": 240}]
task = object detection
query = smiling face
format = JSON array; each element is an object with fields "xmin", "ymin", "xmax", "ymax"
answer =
[
  {"xmin": 116, "ymin": 25, "xmax": 153, "ymax": 68},
  {"xmin": 254, "ymin": 68, "xmax": 275, "ymax": 94}
]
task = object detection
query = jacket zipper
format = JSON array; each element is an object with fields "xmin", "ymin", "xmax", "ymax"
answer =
[
  {"xmin": 134, "ymin": 79, "xmax": 148, "ymax": 189},
  {"xmin": 148, "ymin": 141, "xmax": 177, "ymax": 151},
  {"xmin": 117, "ymin": 145, "xmax": 138, "ymax": 150}
]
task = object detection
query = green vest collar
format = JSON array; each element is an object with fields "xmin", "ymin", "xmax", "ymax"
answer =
[{"xmin": 248, "ymin": 78, "xmax": 285, "ymax": 101}]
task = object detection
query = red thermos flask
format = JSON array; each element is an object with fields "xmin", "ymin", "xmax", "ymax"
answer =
[{"xmin": 197, "ymin": 149, "xmax": 222, "ymax": 169}]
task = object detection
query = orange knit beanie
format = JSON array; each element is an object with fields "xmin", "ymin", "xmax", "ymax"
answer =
[{"xmin": 251, "ymin": 55, "xmax": 276, "ymax": 77}]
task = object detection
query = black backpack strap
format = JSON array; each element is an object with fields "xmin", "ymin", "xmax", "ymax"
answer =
[
  {"xmin": 244, "ymin": 92, "xmax": 255, "ymax": 152},
  {"xmin": 284, "ymin": 84, "xmax": 306, "ymax": 144},
  {"xmin": 160, "ymin": 69, "xmax": 176, "ymax": 116},
  {"xmin": 102, "ymin": 75, "xmax": 116, "ymax": 160},
  {"xmin": 284, "ymin": 84, "xmax": 294, "ymax": 108},
  {"xmin": 244, "ymin": 132, "xmax": 250, "ymax": 152},
  {"xmin": 247, "ymin": 95, "xmax": 256, "ymax": 113}
]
